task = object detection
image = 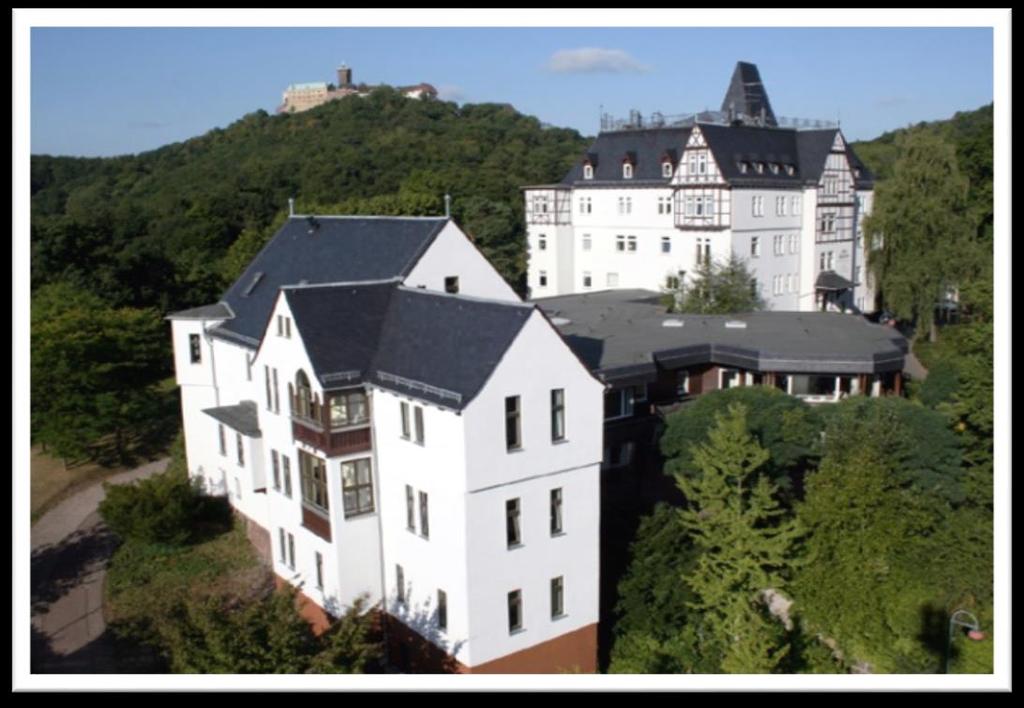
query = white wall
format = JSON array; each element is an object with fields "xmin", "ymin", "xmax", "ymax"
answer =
[
  {"xmin": 459, "ymin": 310, "xmax": 603, "ymax": 666},
  {"xmin": 373, "ymin": 387, "xmax": 470, "ymax": 663},
  {"xmin": 405, "ymin": 221, "xmax": 520, "ymax": 302}
]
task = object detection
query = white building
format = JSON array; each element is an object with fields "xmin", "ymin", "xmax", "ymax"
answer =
[
  {"xmin": 168, "ymin": 214, "xmax": 603, "ymax": 673},
  {"xmin": 524, "ymin": 62, "xmax": 877, "ymax": 314}
]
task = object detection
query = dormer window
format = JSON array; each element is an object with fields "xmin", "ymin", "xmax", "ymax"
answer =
[
  {"xmin": 738, "ymin": 161, "xmax": 749, "ymax": 174},
  {"xmin": 583, "ymin": 164, "xmax": 594, "ymax": 180},
  {"xmin": 854, "ymin": 168, "xmax": 861, "ymax": 178},
  {"xmin": 769, "ymin": 163, "xmax": 780, "ymax": 175},
  {"xmin": 755, "ymin": 162, "xmax": 765, "ymax": 174},
  {"xmin": 662, "ymin": 161, "xmax": 673, "ymax": 178},
  {"xmin": 786, "ymin": 164, "xmax": 796, "ymax": 176},
  {"xmin": 623, "ymin": 163, "xmax": 634, "ymax": 179}
]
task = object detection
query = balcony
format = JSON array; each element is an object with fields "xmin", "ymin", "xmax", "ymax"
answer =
[{"xmin": 292, "ymin": 414, "xmax": 372, "ymax": 457}]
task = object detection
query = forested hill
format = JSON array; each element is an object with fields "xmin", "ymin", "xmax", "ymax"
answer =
[
  {"xmin": 30, "ymin": 88, "xmax": 589, "ymax": 313},
  {"xmin": 852, "ymin": 103, "xmax": 993, "ymax": 238}
]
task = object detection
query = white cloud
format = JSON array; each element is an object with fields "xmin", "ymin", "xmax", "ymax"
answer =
[
  {"xmin": 437, "ymin": 84, "xmax": 466, "ymax": 102},
  {"xmin": 547, "ymin": 47, "xmax": 650, "ymax": 74}
]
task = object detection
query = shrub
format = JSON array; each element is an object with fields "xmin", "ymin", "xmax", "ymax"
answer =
[{"xmin": 99, "ymin": 464, "xmax": 203, "ymax": 546}]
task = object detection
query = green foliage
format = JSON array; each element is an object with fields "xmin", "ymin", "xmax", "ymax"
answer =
[
  {"xmin": 794, "ymin": 400, "xmax": 989, "ymax": 673},
  {"xmin": 660, "ymin": 386, "xmax": 821, "ymax": 503},
  {"xmin": 99, "ymin": 462, "xmax": 211, "ymax": 546},
  {"xmin": 668, "ymin": 253, "xmax": 765, "ymax": 314},
  {"xmin": 861, "ymin": 129, "xmax": 979, "ymax": 341},
  {"xmin": 31, "ymin": 281, "xmax": 171, "ymax": 462},
  {"xmin": 675, "ymin": 404, "xmax": 801, "ymax": 672}
]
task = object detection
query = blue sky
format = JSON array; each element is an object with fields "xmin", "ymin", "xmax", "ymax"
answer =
[{"xmin": 30, "ymin": 26, "xmax": 993, "ymax": 157}]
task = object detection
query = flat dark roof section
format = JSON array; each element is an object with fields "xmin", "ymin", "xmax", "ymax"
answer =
[
  {"xmin": 532, "ymin": 289, "xmax": 907, "ymax": 381},
  {"xmin": 202, "ymin": 401, "xmax": 261, "ymax": 438}
]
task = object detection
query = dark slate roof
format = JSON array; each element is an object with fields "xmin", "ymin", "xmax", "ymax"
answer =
[
  {"xmin": 283, "ymin": 282, "xmax": 397, "ymax": 383},
  {"xmin": 166, "ymin": 302, "xmax": 233, "ymax": 320},
  {"xmin": 699, "ymin": 122, "xmax": 805, "ymax": 187},
  {"xmin": 816, "ymin": 270, "xmax": 855, "ymax": 291},
  {"xmin": 283, "ymin": 283, "xmax": 534, "ymax": 409},
  {"xmin": 533, "ymin": 289, "xmax": 907, "ymax": 381},
  {"xmin": 211, "ymin": 216, "xmax": 448, "ymax": 347},
  {"xmin": 203, "ymin": 401, "xmax": 261, "ymax": 437},
  {"xmin": 561, "ymin": 128, "xmax": 691, "ymax": 185},
  {"xmin": 847, "ymin": 148, "xmax": 875, "ymax": 190},
  {"xmin": 371, "ymin": 287, "xmax": 534, "ymax": 408},
  {"xmin": 720, "ymin": 61, "xmax": 778, "ymax": 127}
]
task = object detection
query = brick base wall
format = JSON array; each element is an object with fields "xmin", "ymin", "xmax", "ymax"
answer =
[
  {"xmin": 386, "ymin": 616, "xmax": 598, "ymax": 674},
  {"xmin": 234, "ymin": 509, "xmax": 273, "ymax": 565},
  {"xmin": 273, "ymin": 576, "xmax": 335, "ymax": 636}
]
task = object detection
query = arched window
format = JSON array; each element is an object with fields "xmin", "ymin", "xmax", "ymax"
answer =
[
  {"xmin": 296, "ymin": 370, "xmax": 314, "ymax": 420},
  {"xmin": 583, "ymin": 164, "xmax": 594, "ymax": 180},
  {"xmin": 623, "ymin": 163, "xmax": 633, "ymax": 179}
]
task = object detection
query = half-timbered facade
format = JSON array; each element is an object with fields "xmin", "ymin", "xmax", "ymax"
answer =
[{"xmin": 523, "ymin": 62, "xmax": 877, "ymax": 314}]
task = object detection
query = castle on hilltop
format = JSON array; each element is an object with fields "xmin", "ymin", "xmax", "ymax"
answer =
[{"xmin": 276, "ymin": 64, "xmax": 438, "ymax": 114}]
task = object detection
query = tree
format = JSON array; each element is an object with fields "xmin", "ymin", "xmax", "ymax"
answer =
[
  {"xmin": 660, "ymin": 387, "xmax": 821, "ymax": 504},
  {"xmin": 666, "ymin": 253, "xmax": 765, "ymax": 314},
  {"xmin": 862, "ymin": 131, "xmax": 976, "ymax": 342},
  {"xmin": 31, "ymin": 282, "xmax": 169, "ymax": 463},
  {"xmin": 674, "ymin": 404, "xmax": 801, "ymax": 673}
]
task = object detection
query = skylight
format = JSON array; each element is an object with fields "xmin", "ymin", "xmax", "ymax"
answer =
[{"xmin": 242, "ymin": 272, "xmax": 264, "ymax": 297}]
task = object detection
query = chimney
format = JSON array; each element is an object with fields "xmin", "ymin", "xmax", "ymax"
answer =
[
  {"xmin": 288, "ymin": 197, "xmax": 295, "ymax": 217},
  {"xmin": 337, "ymin": 63, "xmax": 352, "ymax": 87},
  {"xmin": 444, "ymin": 193, "xmax": 451, "ymax": 218}
]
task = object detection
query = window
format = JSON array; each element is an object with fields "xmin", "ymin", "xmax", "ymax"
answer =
[
  {"xmin": 508, "ymin": 590, "xmax": 522, "ymax": 633},
  {"xmin": 676, "ymin": 370, "xmax": 690, "ymax": 397},
  {"xmin": 294, "ymin": 370, "xmax": 313, "ymax": 419},
  {"xmin": 505, "ymin": 396, "xmax": 521, "ymax": 451},
  {"xmin": 583, "ymin": 272, "xmax": 592, "ymax": 289},
  {"xmin": 661, "ymin": 236, "xmax": 671, "ymax": 254},
  {"xmin": 445, "ymin": 276, "xmax": 460, "ymax": 294},
  {"xmin": 506, "ymin": 498, "xmax": 521, "ymax": 547},
  {"xmin": 626, "ymin": 235, "xmax": 637, "ymax": 252},
  {"xmin": 406, "ymin": 485, "xmax": 416, "ymax": 531},
  {"xmin": 774, "ymin": 235, "xmax": 784, "ymax": 256},
  {"xmin": 299, "ymin": 450, "xmax": 329, "ymax": 513},
  {"xmin": 788, "ymin": 234, "xmax": 798, "ymax": 254},
  {"xmin": 739, "ymin": 161, "xmax": 749, "ymax": 174},
  {"xmin": 685, "ymin": 195, "xmax": 694, "ymax": 216},
  {"xmin": 400, "ymin": 402, "xmax": 410, "ymax": 439},
  {"xmin": 414, "ymin": 406, "xmax": 424, "ymax": 444},
  {"xmin": 272, "ymin": 368, "xmax": 280, "ymax": 414},
  {"xmin": 583, "ymin": 164, "xmax": 593, "ymax": 180},
  {"xmin": 283, "ymin": 454, "xmax": 292, "ymax": 498},
  {"xmin": 755, "ymin": 162, "xmax": 765, "ymax": 174},
  {"xmin": 538, "ymin": 271, "xmax": 547, "ymax": 287},
  {"xmin": 657, "ymin": 196, "xmax": 672, "ymax": 214},
  {"xmin": 551, "ymin": 389, "xmax": 565, "ymax": 442},
  {"xmin": 396, "ymin": 565, "xmax": 406, "ymax": 604},
  {"xmin": 695, "ymin": 238, "xmax": 711, "ymax": 266},
  {"xmin": 236, "ymin": 433, "xmax": 244, "ymax": 467},
  {"xmin": 437, "ymin": 590, "xmax": 447, "ymax": 631},
  {"xmin": 537, "ymin": 236, "xmax": 547, "ymax": 251},
  {"xmin": 617, "ymin": 197, "xmax": 624, "ymax": 215},
  {"xmin": 615, "ymin": 235, "xmax": 626, "ymax": 252},
  {"xmin": 721, "ymin": 369, "xmax": 741, "ymax": 389},
  {"xmin": 625, "ymin": 197, "xmax": 632, "ymax": 214},
  {"xmin": 606, "ymin": 272, "xmax": 619, "ymax": 287},
  {"xmin": 751, "ymin": 236, "xmax": 760, "ymax": 258},
  {"xmin": 579, "ymin": 197, "xmax": 592, "ymax": 214},
  {"xmin": 264, "ymin": 366, "xmax": 272, "ymax": 411},
  {"xmin": 329, "ymin": 390, "xmax": 368, "ymax": 428},
  {"xmin": 604, "ymin": 388, "xmax": 634, "ymax": 420},
  {"xmin": 776, "ymin": 196, "xmax": 786, "ymax": 216},
  {"xmin": 234, "ymin": 477, "xmax": 241, "ymax": 500},
  {"xmin": 246, "ymin": 354, "xmax": 253, "ymax": 382},
  {"xmin": 582, "ymin": 234, "xmax": 592, "ymax": 251},
  {"xmin": 697, "ymin": 152, "xmax": 708, "ymax": 175},
  {"xmin": 623, "ymin": 163, "xmax": 633, "ymax": 179},
  {"xmin": 341, "ymin": 458, "xmax": 374, "ymax": 517},
  {"xmin": 279, "ymin": 528, "xmax": 287, "ymax": 564},
  {"xmin": 189, "ymin": 334, "xmax": 201, "ymax": 364},
  {"xmin": 770, "ymin": 163, "xmax": 780, "ymax": 175},
  {"xmin": 277, "ymin": 315, "xmax": 291, "ymax": 338},
  {"xmin": 550, "ymin": 488, "xmax": 563, "ymax": 535},
  {"xmin": 315, "ymin": 552, "xmax": 323, "ymax": 590},
  {"xmin": 287, "ymin": 533, "xmax": 295, "ymax": 570},
  {"xmin": 218, "ymin": 424, "xmax": 226, "ymax": 456},
  {"xmin": 419, "ymin": 491, "xmax": 429, "ymax": 539},
  {"xmin": 272, "ymin": 450, "xmax": 281, "ymax": 490},
  {"xmin": 662, "ymin": 161, "xmax": 673, "ymax": 178},
  {"xmin": 792, "ymin": 196, "xmax": 801, "ymax": 215},
  {"xmin": 551, "ymin": 576, "xmax": 565, "ymax": 619}
]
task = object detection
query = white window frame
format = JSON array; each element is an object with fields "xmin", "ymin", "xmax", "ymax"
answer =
[
  {"xmin": 623, "ymin": 163, "xmax": 633, "ymax": 179},
  {"xmin": 606, "ymin": 272, "xmax": 619, "ymax": 287},
  {"xmin": 583, "ymin": 272, "xmax": 592, "ymax": 289},
  {"xmin": 538, "ymin": 270, "xmax": 548, "ymax": 287},
  {"xmin": 583, "ymin": 164, "xmax": 593, "ymax": 180},
  {"xmin": 751, "ymin": 236, "xmax": 760, "ymax": 258},
  {"xmin": 662, "ymin": 161, "xmax": 673, "ymax": 178},
  {"xmin": 582, "ymin": 234, "xmax": 592, "ymax": 251},
  {"xmin": 661, "ymin": 236, "xmax": 671, "ymax": 254}
]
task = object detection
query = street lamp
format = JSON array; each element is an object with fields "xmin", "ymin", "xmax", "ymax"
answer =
[{"xmin": 945, "ymin": 609, "xmax": 985, "ymax": 674}]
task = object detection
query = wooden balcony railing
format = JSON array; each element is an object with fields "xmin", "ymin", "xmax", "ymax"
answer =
[{"xmin": 292, "ymin": 416, "xmax": 372, "ymax": 457}]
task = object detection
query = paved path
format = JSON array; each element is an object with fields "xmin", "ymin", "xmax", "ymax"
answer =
[
  {"xmin": 903, "ymin": 351, "xmax": 929, "ymax": 382},
  {"xmin": 30, "ymin": 458, "xmax": 169, "ymax": 673}
]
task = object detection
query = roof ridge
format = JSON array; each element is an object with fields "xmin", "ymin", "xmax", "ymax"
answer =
[
  {"xmin": 281, "ymin": 277, "xmax": 402, "ymax": 290},
  {"xmin": 289, "ymin": 214, "xmax": 448, "ymax": 221},
  {"xmin": 394, "ymin": 284, "xmax": 534, "ymax": 309}
]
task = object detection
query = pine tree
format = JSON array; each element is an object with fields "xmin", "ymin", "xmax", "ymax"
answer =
[
  {"xmin": 666, "ymin": 254, "xmax": 764, "ymax": 314},
  {"xmin": 675, "ymin": 404, "xmax": 800, "ymax": 673}
]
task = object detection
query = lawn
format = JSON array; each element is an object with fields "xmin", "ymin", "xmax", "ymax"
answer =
[{"xmin": 30, "ymin": 446, "xmax": 133, "ymax": 523}]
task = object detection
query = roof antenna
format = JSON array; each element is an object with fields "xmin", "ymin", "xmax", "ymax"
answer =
[
  {"xmin": 444, "ymin": 193, "xmax": 451, "ymax": 218},
  {"xmin": 288, "ymin": 197, "xmax": 295, "ymax": 217}
]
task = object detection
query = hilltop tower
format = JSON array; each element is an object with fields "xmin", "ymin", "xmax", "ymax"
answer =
[
  {"xmin": 721, "ymin": 61, "xmax": 778, "ymax": 127},
  {"xmin": 337, "ymin": 63, "xmax": 353, "ymax": 88}
]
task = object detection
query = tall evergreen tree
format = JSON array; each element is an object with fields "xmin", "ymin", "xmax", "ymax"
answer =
[
  {"xmin": 675, "ymin": 404, "xmax": 801, "ymax": 673},
  {"xmin": 862, "ymin": 131, "xmax": 975, "ymax": 341},
  {"xmin": 666, "ymin": 254, "xmax": 765, "ymax": 314}
]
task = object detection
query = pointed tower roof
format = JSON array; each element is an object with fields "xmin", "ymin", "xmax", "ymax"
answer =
[{"xmin": 720, "ymin": 61, "xmax": 778, "ymax": 128}]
